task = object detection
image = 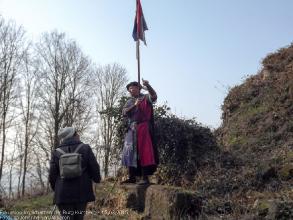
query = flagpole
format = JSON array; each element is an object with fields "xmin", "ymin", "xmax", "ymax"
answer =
[
  {"xmin": 135, "ymin": 0, "xmax": 141, "ymax": 85},
  {"xmin": 137, "ymin": 40, "xmax": 141, "ymax": 84}
]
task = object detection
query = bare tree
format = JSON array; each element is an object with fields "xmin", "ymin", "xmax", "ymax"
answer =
[
  {"xmin": 36, "ymin": 31, "xmax": 93, "ymax": 150},
  {"xmin": 93, "ymin": 63, "xmax": 127, "ymax": 177},
  {"xmin": 34, "ymin": 31, "xmax": 94, "ymax": 189},
  {"xmin": 0, "ymin": 17, "xmax": 26, "ymax": 183},
  {"xmin": 17, "ymin": 50, "xmax": 40, "ymax": 196},
  {"xmin": 0, "ymin": 17, "xmax": 129, "ymax": 197}
]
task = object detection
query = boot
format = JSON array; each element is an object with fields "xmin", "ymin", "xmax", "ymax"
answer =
[
  {"xmin": 137, "ymin": 175, "xmax": 150, "ymax": 185},
  {"xmin": 120, "ymin": 177, "xmax": 136, "ymax": 184},
  {"xmin": 120, "ymin": 167, "xmax": 136, "ymax": 184}
]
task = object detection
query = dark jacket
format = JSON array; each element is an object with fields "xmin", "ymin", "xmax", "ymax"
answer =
[{"xmin": 49, "ymin": 137, "xmax": 101, "ymax": 205}]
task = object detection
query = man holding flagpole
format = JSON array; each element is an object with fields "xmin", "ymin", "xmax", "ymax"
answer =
[
  {"xmin": 120, "ymin": 0, "xmax": 159, "ymax": 185},
  {"xmin": 121, "ymin": 79, "xmax": 159, "ymax": 185}
]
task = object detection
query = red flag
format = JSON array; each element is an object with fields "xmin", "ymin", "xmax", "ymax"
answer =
[{"xmin": 132, "ymin": 0, "xmax": 148, "ymax": 45}]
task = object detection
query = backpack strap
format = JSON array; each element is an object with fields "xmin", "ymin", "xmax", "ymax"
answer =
[
  {"xmin": 74, "ymin": 143, "xmax": 84, "ymax": 153},
  {"xmin": 55, "ymin": 143, "xmax": 83, "ymax": 155},
  {"xmin": 74, "ymin": 143, "xmax": 86, "ymax": 172},
  {"xmin": 56, "ymin": 148, "xmax": 66, "ymax": 155}
]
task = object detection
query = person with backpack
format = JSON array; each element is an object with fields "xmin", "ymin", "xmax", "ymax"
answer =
[{"xmin": 49, "ymin": 127, "xmax": 101, "ymax": 220}]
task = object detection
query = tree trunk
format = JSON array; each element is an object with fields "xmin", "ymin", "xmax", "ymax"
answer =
[
  {"xmin": 0, "ymin": 110, "xmax": 7, "ymax": 182},
  {"xmin": 22, "ymin": 122, "xmax": 29, "ymax": 197}
]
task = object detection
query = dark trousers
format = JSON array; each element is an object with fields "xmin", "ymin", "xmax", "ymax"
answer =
[
  {"xmin": 129, "ymin": 165, "xmax": 157, "ymax": 177},
  {"xmin": 57, "ymin": 203, "xmax": 87, "ymax": 220}
]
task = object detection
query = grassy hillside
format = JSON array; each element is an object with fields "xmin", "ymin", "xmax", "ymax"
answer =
[{"xmin": 212, "ymin": 43, "xmax": 293, "ymax": 219}]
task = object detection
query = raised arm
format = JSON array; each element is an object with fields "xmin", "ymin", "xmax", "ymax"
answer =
[{"xmin": 142, "ymin": 79, "xmax": 157, "ymax": 102}]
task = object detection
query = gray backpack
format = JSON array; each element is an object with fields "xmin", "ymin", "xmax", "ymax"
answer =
[{"xmin": 56, "ymin": 144, "xmax": 84, "ymax": 179}]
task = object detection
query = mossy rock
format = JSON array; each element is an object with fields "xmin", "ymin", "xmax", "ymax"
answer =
[
  {"xmin": 253, "ymin": 199, "xmax": 278, "ymax": 219},
  {"xmin": 118, "ymin": 184, "xmax": 202, "ymax": 219},
  {"xmin": 286, "ymin": 151, "xmax": 293, "ymax": 161},
  {"xmin": 278, "ymin": 164, "xmax": 293, "ymax": 180},
  {"xmin": 253, "ymin": 199, "xmax": 293, "ymax": 220},
  {"xmin": 124, "ymin": 184, "xmax": 148, "ymax": 212},
  {"xmin": 256, "ymin": 163, "xmax": 277, "ymax": 183},
  {"xmin": 143, "ymin": 185, "xmax": 202, "ymax": 219}
]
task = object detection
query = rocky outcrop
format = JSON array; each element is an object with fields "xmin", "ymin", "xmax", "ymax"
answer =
[
  {"xmin": 213, "ymin": 43, "xmax": 293, "ymax": 220},
  {"xmin": 94, "ymin": 183, "xmax": 202, "ymax": 219}
]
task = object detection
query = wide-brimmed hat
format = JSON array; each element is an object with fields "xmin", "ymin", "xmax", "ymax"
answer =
[
  {"xmin": 58, "ymin": 127, "xmax": 76, "ymax": 141},
  {"xmin": 126, "ymin": 81, "xmax": 142, "ymax": 90}
]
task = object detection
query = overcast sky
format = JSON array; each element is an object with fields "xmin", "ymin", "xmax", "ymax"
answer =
[{"xmin": 1, "ymin": 0, "xmax": 293, "ymax": 128}]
